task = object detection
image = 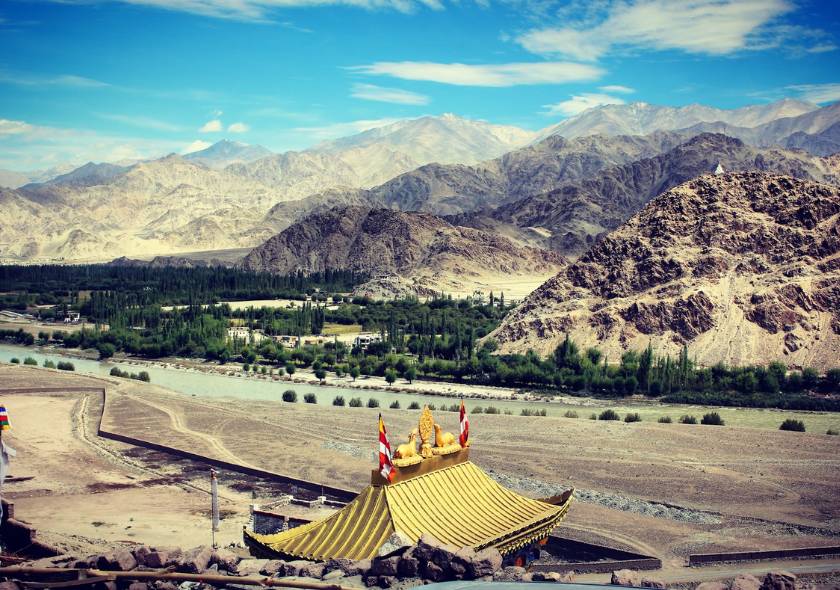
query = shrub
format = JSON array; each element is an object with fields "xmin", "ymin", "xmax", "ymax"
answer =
[
  {"xmin": 43, "ymin": 359, "xmax": 56, "ymax": 369},
  {"xmin": 333, "ymin": 396, "xmax": 346, "ymax": 407},
  {"xmin": 826, "ymin": 428, "xmax": 838, "ymax": 436},
  {"xmin": 137, "ymin": 371, "xmax": 150, "ymax": 382},
  {"xmin": 408, "ymin": 401, "xmax": 420, "ymax": 410},
  {"xmin": 110, "ymin": 367, "xmax": 127, "ymax": 377},
  {"xmin": 485, "ymin": 406, "xmax": 500, "ymax": 414},
  {"xmin": 472, "ymin": 406, "xmax": 484, "ymax": 414},
  {"xmin": 589, "ymin": 413, "xmax": 597, "ymax": 420},
  {"xmin": 367, "ymin": 398, "xmax": 380, "ymax": 408},
  {"xmin": 23, "ymin": 357, "xmax": 38, "ymax": 365},
  {"xmin": 282, "ymin": 390, "xmax": 297, "ymax": 403},
  {"xmin": 242, "ymin": 363, "xmax": 250, "ymax": 372},
  {"xmin": 701, "ymin": 412, "xmax": 725, "ymax": 426},
  {"xmin": 504, "ymin": 409, "xmax": 513, "ymax": 415},
  {"xmin": 57, "ymin": 361, "xmax": 75, "ymax": 371},
  {"xmin": 563, "ymin": 410, "xmax": 579, "ymax": 419},
  {"xmin": 428, "ymin": 404, "xmax": 437, "ymax": 411},
  {"xmin": 679, "ymin": 414, "xmax": 698, "ymax": 424},
  {"xmin": 779, "ymin": 418, "xmax": 806, "ymax": 432},
  {"xmin": 389, "ymin": 400, "xmax": 400, "ymax": 409},
  {"xmin": 385, "ymin": 369, "xmax": 397, "ymax": 385},
  {"xmin": 349, "ymin": 397, "xmax": 363, "ymax": 407},
  {"xmin": 304, "ymin": 393, "xmax": 317, "ymax": 404},
  {"xmin": 447, "ymin": 404, "xmax": 459, "ymax": 412},
  {"xmin": 598, "ymin": 409, "xmax": 620, "ymax": 421},
  {"xmin": 624, "ymin": 412, "xmax": 642, "ymax": 423},
  {"xmin": 658, "ymin": 415, "xmax": 673, "ymax": 424},
  {"xmin": 10, "ymin": 358, "xmax": 19, "ymax": 364},
  {"xmin": 521, "ymin": 408, "xmax": 548, "ymax": 416}
]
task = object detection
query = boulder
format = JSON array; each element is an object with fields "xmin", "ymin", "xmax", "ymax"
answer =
[
  {"xmin": 113, "ymin": 549, "xmax": 138, "ymax": 572},
  {"xmin": 733, "ymin": 575, "xmax": 762, "ymax": 590},
  {"xmin": 211, "ymin": 548, "xmax": 241, "ymax": 572},
  {"xmin": 127, "ymin": 584, "xmax": 149, "ymax": 590},
  {"xmin": 641, "ymin": 577, "xmax": 667, "ymax": 589},
  {"xmin": 282, "ymin": 560, "xmax": 312, "ymax": 577},
  {"xmin": 261, "ymin": 560, "xmax": 286, "ymax": 576},
  {"xmin": 397, "ymin": 554, "xmax": 420, "ymax": 578},
  {"xmin": 422, "ymin": 561, "xmax": 446, "ymax": 583},
  {"xmin": 377, "ymin": 531, "xmax": 415, "ymax": 557},
  {"xmin": 151, "ymin": 582, "xmax": 179, "ymax": 590},
  {"xmin": 762, "ymin": 572, "xmax": 797, "ymax": 590},
  {"xmin": 696, "ymin": 583, "xmax": 728, "ymax": 590},
  {"xmin": 0, "ymin": 582, "xmax": 21, "ymax": 590},
  {"xmin": 236, "ymin": 559, "xmax": 269, "ymax": 577},
  {"xmin": 176, "ymin": 546, "xmax": 213, "ymax": 574},
  {"xmin": 370, "ymin": 556, "xmax": 400, "ymax": 577},
  {"xmin": 142, "ymin": 548, "xmax": 180, "ymax": 569},
  {"xmin": 347, "ymin": 559, "xmax": 372, "ymax": 577},
  {"xmin": 377, "ymin": 576, "xmax": 397, "ymax": 588},
  {"xmin": 450, "ymin": 547, "xmax": 477, "ymax": 579},
  {"xmin": 323, "ymin": 558, "xmax": 354, "ymax": 575},
  {"xmin": 297, "ymin": 562, "xmax": 326, "ymax": 579},
  {"xmin": 611, "ymin": 569, "xmax": 642, "ymax": 587},
  {"xmin": 469, "ymin": 547, "xmax": 502, "ymax": 578},
  {"xmin": 132, "ymin": 547, "xmax": 152, "ymax": 566},
  {"xmin": 493, "ymin": 566, "xmax": 526, "ymax": 582}
]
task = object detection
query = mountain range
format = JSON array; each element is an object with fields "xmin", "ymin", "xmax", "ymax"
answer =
[{"xmin": 2, "ymin": 99, "xmax": 839, "ymax": 265}]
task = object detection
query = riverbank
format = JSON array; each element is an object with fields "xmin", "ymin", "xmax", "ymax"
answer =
[{"xmin": 2, "ymin": 342, "xmax": 840, "ymax": 432}]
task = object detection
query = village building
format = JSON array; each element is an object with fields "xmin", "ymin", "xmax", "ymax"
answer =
[{"xmin": 244, "ymin": 406, "xmax": 573, "ymax": 566}]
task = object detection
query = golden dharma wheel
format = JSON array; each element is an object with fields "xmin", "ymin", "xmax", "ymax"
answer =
[{"xmin": 419, "ymin": 405, "xmax": 434, "ymax": 457}]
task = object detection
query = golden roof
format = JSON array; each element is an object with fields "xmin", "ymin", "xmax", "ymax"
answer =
[{"xmin": 244, "ymin": 457, "xmax": 572, "ymax": 562}]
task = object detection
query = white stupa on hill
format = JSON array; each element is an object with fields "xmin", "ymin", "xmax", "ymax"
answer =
[{"xmin": 714, "ymin": 162, "xmax": 725, "ymax": 175}]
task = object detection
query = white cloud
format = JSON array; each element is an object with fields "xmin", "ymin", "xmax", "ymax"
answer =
[
  {"xmin": 0, "ymin": 119, "xmax": 34, "ymax": 136},
  {"xmin": 599, "ymin": 84, "xmax": 634, "ymax": 94},
  {"xmin": 47, "ymin": 0, "xmax": 443, "ymax": 22},
  {"xmin": 183, "ymin": 140, "xmax": 213, "ymax": 154},
  {"xmin": 542, "ymin": 93, "xmax": 625, "ymax": 117},
  {"xmin": 786, "ymin": 83, "xmax": 840, "ymax": 105},
  {"xmin": 227, "ymin": 122, "xmax": 250, "ymax": 133},
  {"xmin": 0, "ymin": 71, "xmax": 110, "ymax": 88},
  {"xmin": 100, "ymin": 113, "xmax": 182, "ymax": 132},
  {"xmin": 351, "ymin": 83, "xmax": 429, "ymax": 105},
  {"xmin": 294, "ymin": 118, "xmax": 403, "ymax": 142},
  {"xmin": 200, "ymin": 119, "xmax": 223, "ymax": 132},
  {"xmin": 518, "ymin": 0, "xmax": 799, "ymax": 61},
  {"xmin": 349, "ymin": 61, "xmax": 603, "ymax": 87}
]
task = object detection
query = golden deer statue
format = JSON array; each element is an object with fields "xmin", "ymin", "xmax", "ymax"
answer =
[
  {"xmin": 434, "ymin": 423, "xmax": 457, "ymax": 448},
  {"xmin": 394, "ymin": 429, "xmax": 418, "ymax": 459}
]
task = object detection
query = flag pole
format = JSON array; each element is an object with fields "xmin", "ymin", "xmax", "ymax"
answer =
[{"xmin": 210, "ymin": 468, "xmax": 219, "ymax": 549}]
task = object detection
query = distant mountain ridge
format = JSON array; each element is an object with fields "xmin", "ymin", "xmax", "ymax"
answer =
[{"xmin": 535, "ymin": 99, "xmax": 819, "ymax": 142}]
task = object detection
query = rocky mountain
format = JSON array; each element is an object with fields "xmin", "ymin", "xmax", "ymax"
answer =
[
  {"xmin": 183, "ymin": 140, "xmax": 272, "ymax": 169},
  {"xmin": 781, "ymin": 121, "xmax": 840, "ymax": 156},
  {"xmin": 463, "ymin": 133, "xmax": 840, "ymax": 257},
  {"xmin": 264, "ymin": 132, "xmax": 691, "ymax": 228},
  {"xmin": 242, "ymin": 206, "xmax": 565, "ymax": 297},
  {"xmin": 535, "ymin": 99, "xmax": 818, "ymax": 142},
  {"xmin": 490, "ymin": 172, "xmax": 840, "ymax": 370},
  {"xmin": 315, "ymin": 113, "xmax": 536, "ymax": 165},
  {"xmin": 1, "ymin": 155, "xmax": 293, "ymax": 261}
]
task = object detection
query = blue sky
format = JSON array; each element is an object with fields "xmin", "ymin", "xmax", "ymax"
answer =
[{"xmin": 0, "ymin": 0, "xmax": 838, "ymax": 170}]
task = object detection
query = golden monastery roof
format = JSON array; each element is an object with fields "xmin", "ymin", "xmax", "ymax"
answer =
[{"xmin": 244, "ymin": 459, "xmax": 572, "ymax": 562}]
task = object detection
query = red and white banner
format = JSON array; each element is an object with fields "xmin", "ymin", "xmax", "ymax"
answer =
[
  {"xmin": 378, "ymin": 414, "xmax": 395, "ymax": 482},
  {"xmin": 459, "ymin": 399, "xmax": 469, "ymax": 447}
]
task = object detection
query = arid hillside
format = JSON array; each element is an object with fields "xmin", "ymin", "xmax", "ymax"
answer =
[
  {"xmin": 242, "ymin": 206, "xmax": 564, "ymax": 297},
  {"xmin": 491, "ymin": 172, "xmax": 840, "ymax": 370}
]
